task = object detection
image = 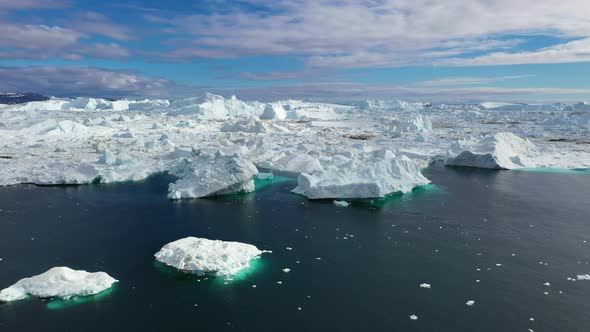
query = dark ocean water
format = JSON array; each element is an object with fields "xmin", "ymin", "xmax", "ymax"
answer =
[{"xmin": 0, "ymin": 164, "xmax": 589, "ymax": 332}]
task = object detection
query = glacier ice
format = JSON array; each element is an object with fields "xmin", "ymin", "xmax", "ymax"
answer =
[
  {"xmin": 154, "ymin": 237, "xmax": 268, "ymax": 276},
  {"xmin": 168, "ymin": 152, "xmax": 258, "ymax": 199},
  {"xmin": 293, "ymin": 151, "xmax": 430, "ymax": 199},
  {"xmin": 0, "ymin": 93, "xmax": 588, "ymax": 193},
  {"xmin": 446, "ymin": 132, "xmax": 538, "ymax": 169},
  {"xmin": 0, "ymin": 267, "xmax": 118, "ymax": 302}
]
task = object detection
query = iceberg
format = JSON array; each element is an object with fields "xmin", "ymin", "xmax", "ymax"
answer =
[
  {"xmin": 168, "ymin": 93, "xmax": 261, "ymax": 118},
  {"xmin": 154, "ymin": 237, "xmax": 268, "ymax": 276},
  {"xmin": 260, "ymin": 104, "xmax": 287, "ymax": 120},
  {"xmin": 446, "ymin": 132, "xmax": 538, "ymax": 169},
  {"xmin": 273, "ymin": 153, "xmax": 323, "ymax": 174},
  {"xmin": 293, "ymin": 151, "xmax": 430, "ymax": 199},
  {"xmin": 0, "ymin": 160, "xmax": 99, "ymax": 186},
  {"xmin": 400, "ymin": 114, "xmax": 433, "ymax": 133},
  {"xmin": 168, "ymin": 151, "xmax": 258, "ymax": 199},
  {"xmin": 0, "ymin": 267, "xmax": 118, "ymax": 302}
]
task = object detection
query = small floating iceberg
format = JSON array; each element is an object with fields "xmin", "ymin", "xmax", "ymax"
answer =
[
  {"xmin": 446, "ymin": 132, "xmax": 538, "ymax": 169},
  {"xmin": 293, "ymin": 151, "xmax": 430, "ymax": 199},
  {"xmin": 154, "ymin": 237, "xmax": 269, "ymax": 276},
  {"xmin": 0, "ymin": 267, "xmax": 117, "ymax": 302},
  {"xmin": 168, "ymin": 151, "xmax": 258, "ymax": 199}
]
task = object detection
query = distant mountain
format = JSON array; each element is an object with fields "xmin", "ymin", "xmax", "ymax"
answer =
[{"xmin": 0, "ymin": 92, "xmax": 49, "ymax": 105}]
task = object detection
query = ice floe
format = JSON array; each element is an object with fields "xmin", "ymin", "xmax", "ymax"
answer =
[
  {"xmin": 154, "ymin": 237, "xmax": 269, "ymax": 276},
  {"xmin": 0, "ymin": 267, "xmax": 117, "ymax": 302}
]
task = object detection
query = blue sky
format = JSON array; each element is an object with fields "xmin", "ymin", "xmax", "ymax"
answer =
[{"xmin": 0, "ymin": 0, "xmax": 589, "ymax": 102}]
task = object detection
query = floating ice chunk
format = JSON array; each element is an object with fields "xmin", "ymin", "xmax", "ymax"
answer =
[
  {"xmin": 282, "ymin": 268, "xmax": 291, "ymax": 273},
  {"xmin": 273, "ymin": 153, "xmax": 323, "ymax": 174},
  {"xmin": 154, "ymin": 237, "xmax": 268, "ymax": 276},
  {"xmin": 260, "ymin": 104, "xmax": 287, "ymax": 120},
  {"xmin": 293, "ymin": 153, "xmax": 430, "ymax": 199},
  {"xmin": 576, "ymin": 274, "xmax": 590, "ymax": 280},
  {"xmin": 333, "ymin": 200, "xmax": 350, "ymax": 207},
  {"xmin": 0, "ymin": 267, "xmax": 117, "ymax": 302},
  {"xmin": 220, "ymin": 118, "xmax": 267, "ymax": 133},
  {"xmin": 409, "ymin": 315, "xmax": 418, "ymax": 320},
  {"xmin": 419, "ymin": 283, "xmax": 431, "ymax": 289},
  {"xmin": 168, "ymin": 152, "xmax": 258, "ymax": 199},
  {"xmin": 446, "ymin": 132, "xmax": 538, "ymax": 169},
  {"xmin": 466, "ymin": 300, "xmax": 475, "ymax": 306}
]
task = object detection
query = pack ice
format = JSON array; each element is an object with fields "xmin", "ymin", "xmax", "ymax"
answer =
[
  {"xmin": 0, "ymin": 267, "xmax": 118, "ymax": 302},
  {"xmin": 0, "ymin": 93, "xmax": 588, "ymax": 194},
  {"xmin": 154, "ymin": 237, "xmax": 269, "ymax": 276}
]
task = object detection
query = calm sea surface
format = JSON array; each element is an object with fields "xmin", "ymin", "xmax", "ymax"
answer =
[{"xmin": 0, "ymin": 164, "xmax": 589, "ymax": 331}]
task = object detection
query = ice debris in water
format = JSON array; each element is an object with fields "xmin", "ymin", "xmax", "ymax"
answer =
[
  {"xmin": 154, "ymin": 237, "xmax": 269, "ymax": 276},
  {"xmin": 168, "ymin": 151, "xmax": 258, "ymax": 199},
  {"xmin": 410, "ymin": 315, "xmax": 418, "ymax": 320},
  {"xmin": 419, "ymin": 283, "xmax": 431, "ymax": 289},
  {"xmin": 333, "ymin": 200, "xmax": 350, "ymax": 207},
  {"xmin": 466, "ymin": 300, "xmax": 475, "ymax": 306},
  {"xmin": 0, "ymin": 267, "xmax": 117, "ymax": 302},
  {"xmin": 576, "ymin": 274, "xmax": 590, "ymax": 280},
  {"xmin": 293, "ymin": 151, "xmax": 429, "ymax": 199},
  {"xmin": 446, "ymin": 132, "xmax": 538, "ymax": 169}
]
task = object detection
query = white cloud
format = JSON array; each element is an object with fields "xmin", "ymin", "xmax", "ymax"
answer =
[
  {"xmin": 438, "ymin": 38, "xmax": 590, "ymax": 66},
  {"xmin": 417, "ymin": 75, "xmax": 536, "ymax": 86},
  {"xmin": 156, "ymin": 0, "xmax": 590, "ymax": 67}
]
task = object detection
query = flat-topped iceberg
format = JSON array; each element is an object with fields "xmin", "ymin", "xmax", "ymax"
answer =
[
  {"xmin": 168, "ymin": 151, "xmax": 258, "ymax": 199},
  {"xmin": 168, "ymin": 93, "xmax": 262, "ymax": 118},
  {"xmin": 0, "ymin": 267, "xmax": 118, "ymax": 302},
  {"xmin": 446, "ymin": 132, "xmax": 538, "ymax": 169},
  {"xmin": 0, "ymin": 160, "xmax": 99, "ymax": 186},
  {"xmin": 293, "ymin": 150, "xmax": 430, "ymax": 199},
  {"xmin": 154, "ymin": 237, "xmax": 269, "ymax": 276}
]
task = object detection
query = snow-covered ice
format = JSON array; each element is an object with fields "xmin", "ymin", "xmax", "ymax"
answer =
[
  {"xmin": 0, "ymin": 93, "xmax": 588, "ymax": 195},
  {"xmin": 293, "ymin": 152, "xmax": 430, "ymax": 199},
  {"xmin": 168, "ymin": 152, "xmax": 258, "ymax": 199},
  {"xmin": 446, "ymin": 132, "xmax": 539, "ymax": 169},
  {"xmin": 154, "ymin": 237, "xmax": 269, "ymax": 276},
  {"xmin": 0, "ymin": 267, "xmax": 117, "ymax": 302}
]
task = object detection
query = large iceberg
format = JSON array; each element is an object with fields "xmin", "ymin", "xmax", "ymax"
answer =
[
  {"xmin": 168, "ymin": 93, "xmax": 262, "ymax": 118},
  {"xmin": 446, "ymin": 132, "xmax": 538, "ymax": 169},
  {"xmin": 168, "ymin": 151, "xmax": 258, "ymax": 199},
  {"xmin": 0, "ymin": 160, "xmax": 99, "ymax": 186},
  {"xmin": 260, "ymin": 104, "xmax": 287, "ymax": 120},
  {"xmin": 293, "ymin": 151, "xmax": 430, "ymax": 199},
  {"xmin": 154, "ymin": 237, "xmax": 268, "ymax": 276},
  {"xmin": 0, "ymin": 267, "xmax": 118, "ymax": 302}
]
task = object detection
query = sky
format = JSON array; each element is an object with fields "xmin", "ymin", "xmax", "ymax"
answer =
[{"xmin": 0, "ymin": 0, "xmax": 589, "ymax": 102}]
